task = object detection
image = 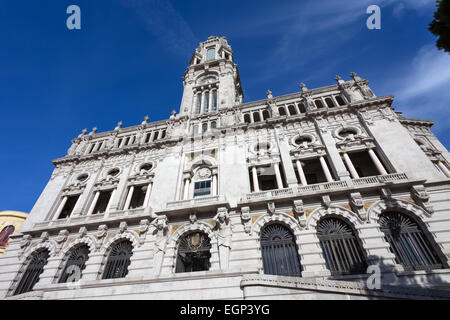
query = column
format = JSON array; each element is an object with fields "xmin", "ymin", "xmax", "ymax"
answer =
[
  {"xmin": 183, "ymin": 178, "xmax": 191, "ymax": 200},
  {"xmin": 249, "ymin": 112, "xmax": 254, "ymax": 123},
  {"xmin": 87, "ymin": 191, "xmax": 100, "ymax": 216},
  {"xmin": 252, "ymin": 166, "xmax": 260, "ymax": 192},
  {"xmin": 342, "ymin": 152, "xmax": 360, "ymax": 179},
  {"xmin": 92, "ymin": 142, "xmax": 100, "ymax": 153},
  {"xmin": 368, "ymin": 148, "xmax": 388, "ymax": 175},
  {"xmin": 53, "ymin": 196, "xmax": 68, "ymax": 220},
  {"xmin": 208, "ymin": 90, "xmax": 213, "ymax": 113},
  {"xmin": 294, "ymin": 102, "xmax": 301, "ymax": 115},
  {"xmin": 143, "ymin": 182, "xmax": 153, "ymax": 208},
  {"xmin": 437, "ymin": 161, "xmax": 450, "ymax": 178},
  {"xmin": 123, "ymin": 186, "xmax": 135, "ymax": 211},
  {"xmin": 212, "ymin": 174, "xmax": 217, "ymax": 196},
  {"xmin": 200, "ymin": 92, "xmax": 205, "ymax": 114},
  {"xmin": 296, "ymin": 160, "xmax": 308, "ymax": 186},
  {"xmin": 119, "ymin": 138, "xmax": 127, "ymax": 148},
  {"xmin": 319, "ymin": 156, "xmax": 334, "ymax": 182},
  {"xmin": 274, "ymin": 163, "xmax": 283, "ymax": 189}
]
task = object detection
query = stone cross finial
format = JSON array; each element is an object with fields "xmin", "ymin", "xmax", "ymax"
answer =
[
  {"xmin": 300, "ymin": 83, "xmax": 308, "ymax": 92},
  {"xmin": 267, "ymin": 90, "xmax": 273, "ymax": 99}
]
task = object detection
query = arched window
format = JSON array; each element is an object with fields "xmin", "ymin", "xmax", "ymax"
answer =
[
  {"xmin": 288, "ymin": 105, "xmax": 297, "ymax": 116},
  {"xmin": 278, "ymin": 107, "xmax": 286, "ymax": 116},
  {"xmin": 102, "ymin": 240, "xmax": 133, "ymax": 279},
  {"xmin": 59, "ymin": 245, "xmax": 90, "ymax": 283},
  {"xmin": 210, "ymin": 121, "xmax": 217, "ymax": 129},
  {"xmin": 195, "ymin": 93, "xmax": 202, "ymax": 114},
  {"xmin": 244, "ymin": 114, "xmax": 251, "ymax": 124},
  {"xmin": 315, "ymin": 99, "xmax": 324, "ymax": 109},
  {"xmin": 379, "ymin": 212, "xmax": 445, "ymax": 271},
  {"xmin": 317, "ymin": 218, "xmax": 367, "ymax": 275},
  {"xmin": 260, "ymin": 224, "xmax": 302, "ymax": 276},
  {"xmin": 253, "ymin": 112, "xmax": 261, "ymax": 122},
  {"xmin": 0, "ymin": 225, "xmax": 15, "ymax": 246},
  {"xmin": 325, "ymin": 97, "xmax": 335, "ymax": 108},
  {"xmin": 14, "ymin": 249, "xmax": 49, "ymax": 295},
  {"xmin": 202, "ymin": 123, "xmax": 208, "ymax": 133},
  {"xmin": 335, "ymin": 95, "xmax": 346, "ymax": 106},
  {"xmin": 262, "ymin": 110, "xmax": 270, "ymax": 120},
  {"xmin": 298, "ymin": 103, "xmax": 307, "ymax": 113},
  {"xmin": 176, "ymin": 232, "xmax": 211, "ymax": 273}
]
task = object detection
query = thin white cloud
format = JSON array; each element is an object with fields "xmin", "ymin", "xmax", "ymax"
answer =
[
  {"xmin": 121, "ymin": 0, "xmax": 197, "ymax": 57},
  {"xmin": 386, "ymin": 44, "xmax": 450, "ymax": 130}
]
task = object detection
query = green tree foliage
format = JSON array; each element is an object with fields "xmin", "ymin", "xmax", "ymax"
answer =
[{"xmin": 429, "ymin": 0, "xmax": 450, "ymax": 53}]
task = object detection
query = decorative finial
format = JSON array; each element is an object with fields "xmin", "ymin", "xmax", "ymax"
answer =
[
  {"xmin": 335, "ymin": 75, "xmax": 341, "ymax": 81},
  {"xmin": 170, "ymin": 110, "xmax": 176, "ymax": 120},
  {"xmin": 78, "ymin": 128, "xmax": 87, "ymax": 138},
  {"xmin": 300, "ymin": 83, "xmax": 308, "ymax": 92},
  {"xmin": 89, "ymin": 127, "xmax": 97, "ymax": 135},
  {"xmin": 141, "ymin": 116, "xmax": 149, "ymax": 125},
  {"xmin": 350, "ymin": 72, "xmax": 361, "ymax": 81},
  {"xmin": 115, "ymin": 121, "xmax": 122, "ymax": 131},
  {"xmin": 267, "ymin": 90, "xmax": 273, "ymax": 99}
]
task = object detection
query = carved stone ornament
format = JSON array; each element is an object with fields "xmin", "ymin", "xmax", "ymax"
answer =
[
  {"xmin": 241, "ymin": 206, "xmax": 252, "ymax": 234},
  {"xmin": 349, "ymin": 192, "xmax": 367, "ymax": 221},
  {"xmin": 411, "ymin": 185, "xmax": 434, "ymax": 215},
  {"xmin": 196, "ymin": 167, "xmax": 212, "ymax": 180},
  {"xmin": 139, "ymin": 219, "xmax": 151, "ymax": 244},
  {"xmin": 20, "ymin": 234, "xmax": 32, "ymax": 250},
  {"xmin": 40, "ymin": 232, "xmax": 50, "ymax": 243},
  {"xmin": 78, "ymin": 227, "xmax": 88, "ymax": 239},
  {"xmin": 267, "ymin": 202, "xmax": 276, "ymax": 215},
  {"xmin": 293, "ymin": 200, "xmax": 306, "ymax": 227},
  {"xmin": 322, "ymin": 196, "xmax": 332, "ymax": 209},
  {"xmin": 119, "ymin": 221, "xmax": 128, "ymax": 234},
  {"xmin": 189, "ymin": 213, "xmax": 198, "ymax": 224}
]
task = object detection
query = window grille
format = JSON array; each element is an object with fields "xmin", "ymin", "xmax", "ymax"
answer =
[
  {"xmin": 317, "ymin": 218, "xmax": 367, "ymax": 275},
  {"xmin": 102, "ymin": 240, "xmax": 133, "ymax": 279},
  {"xmin": 14, "ymin": 250, "xmax": 49, "ymax": 295},
  {"xmin": 260, "ymin": 224, "xmax": 302, "ymax": 276},
  {"xmin": 379, "ymin": 212, "xmax": 445, "ymax": 271},
  {"xmin": 59, "ymin": 245, "xmax": 90, "ymax": 283},
  {"xmin": 176, "ymin": 232, "xmax": 211, "ymax": 273}
]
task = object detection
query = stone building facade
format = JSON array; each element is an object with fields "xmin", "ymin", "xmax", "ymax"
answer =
[{"xmin": 2, "ymin": 36, "xmax": 450, "ymax": 300}]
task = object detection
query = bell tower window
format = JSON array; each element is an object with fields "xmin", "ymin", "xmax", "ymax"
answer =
[{"xmin": 206, "ymin": 48, "xmax": 215, "ymax": 61}]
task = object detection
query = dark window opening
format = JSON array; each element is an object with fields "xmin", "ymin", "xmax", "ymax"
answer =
[
  {"xmin": 14, "ymin": 250, "xmax": 49, "ymax": 295},
  {"xmin": 102, "ymin": 240, "xmax": 133, "ymax": 279},
  {"xmin": 145, "ymin": 133, "xmax": 151, "ymax": 144},
  {"xmin": 315, "ymin": 100, "xmax": 324, "ymax": 109},
  {"xmin": 211, "ymin": 121, "xmax": 217, "ymax": 129},
  {"xmin": 278, "ymin": 107, "xmax": 286, "ymax": 116},
  {"xmin": 346, "ymin": 151, "xmax": 380, "ymax": 178},
  {"xmin": 379, "ymin": 212, "xmax": 446, "ymax": 271},
  {"xmin": 58, "ymin": 195, "xmax": 80, "ymax": 219},
  {"xmin": 301, "ymin": 159, "xmax": 328, "ymax": 184},
  {"xmin": 202, "ymin": 123, "xmax": 208, "ymax": 133},
  {"xmin": 129, "ymin": 186, "xmax": 147, "ymax": 209},
  {"xmin": 298, "ymin": 103, "xmax": 307, "ymax": 113},
  {"xmin": 335, "ymin": 96, "xmax": 346, "ymax": 106},
  {"xmin": 176, "ymin": 232, "xmax": 211, "ymax": 273},
  {"xmin": 92, "ymin": 191, "xmax": 112, "ymax": 215},
  {"xmin": 244, "ymin": 114, "xmax": 251, "ymax": 124},
  {"xmin": 317, "ymin": 218, "xmax": 367, "ymax": 276},
  {"xmin": 288, "ymin": 105, "xmax": 297, "ymax": 116},
  {"xmin": 261, "ymin": 224, "xmax": 302, "ymax": 276},
  {"xmin": 325, "ymin": 98, "xmax": 335, "ymax": 108},
  {"xmin": 59, "ymin": 245, "xmax": 90, "ymax": 283},
  {"xmin": 153, "ymin": 131, "xmax": 159, "ymax": 141},
  {"xmin": 262, "ymin": 110, "xmax": 270, "ymax": 120},
  {"xmin": 253, "ymin": 112, "xmax": 261, "ymax": 122}
]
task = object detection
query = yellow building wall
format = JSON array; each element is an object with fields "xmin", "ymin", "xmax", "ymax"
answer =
[{"xmin": 0, "ymin": 211, "xmax": 28, "ymax": 255}]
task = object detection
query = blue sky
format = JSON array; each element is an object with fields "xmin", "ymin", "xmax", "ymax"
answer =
[{"xmin": 1, "ymin": 0, "xmax": 449, "ymax": 212}]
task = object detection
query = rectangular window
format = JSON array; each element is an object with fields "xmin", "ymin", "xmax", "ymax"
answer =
[
  {"xmin": 92, "ymin": 190, "xmax": 112, "ymax": 215},
  {"xmin": 58, "ymin": 195, "xmax": 80, "ymax": 219},
  {"xmin": 212, "ymin": 90, "xmax": 217, "ymax": 111},
  {"xmin": 204, "ymin": 92, "xmax": 210, "ymax": 113},
  {"xmin": 206, "ymin": 48, "xmax": 215, "ymax": 60},
  {"xmin": 194, "ymin": 181, "xmax": 211, "ymax": 198},
  {"xmin": 129, "ymin": 185, "xmax": 147, "ymax": 209},
  {"xmin": 196, "ymin": 94, "xmax": 202, "ymax": 114}
]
